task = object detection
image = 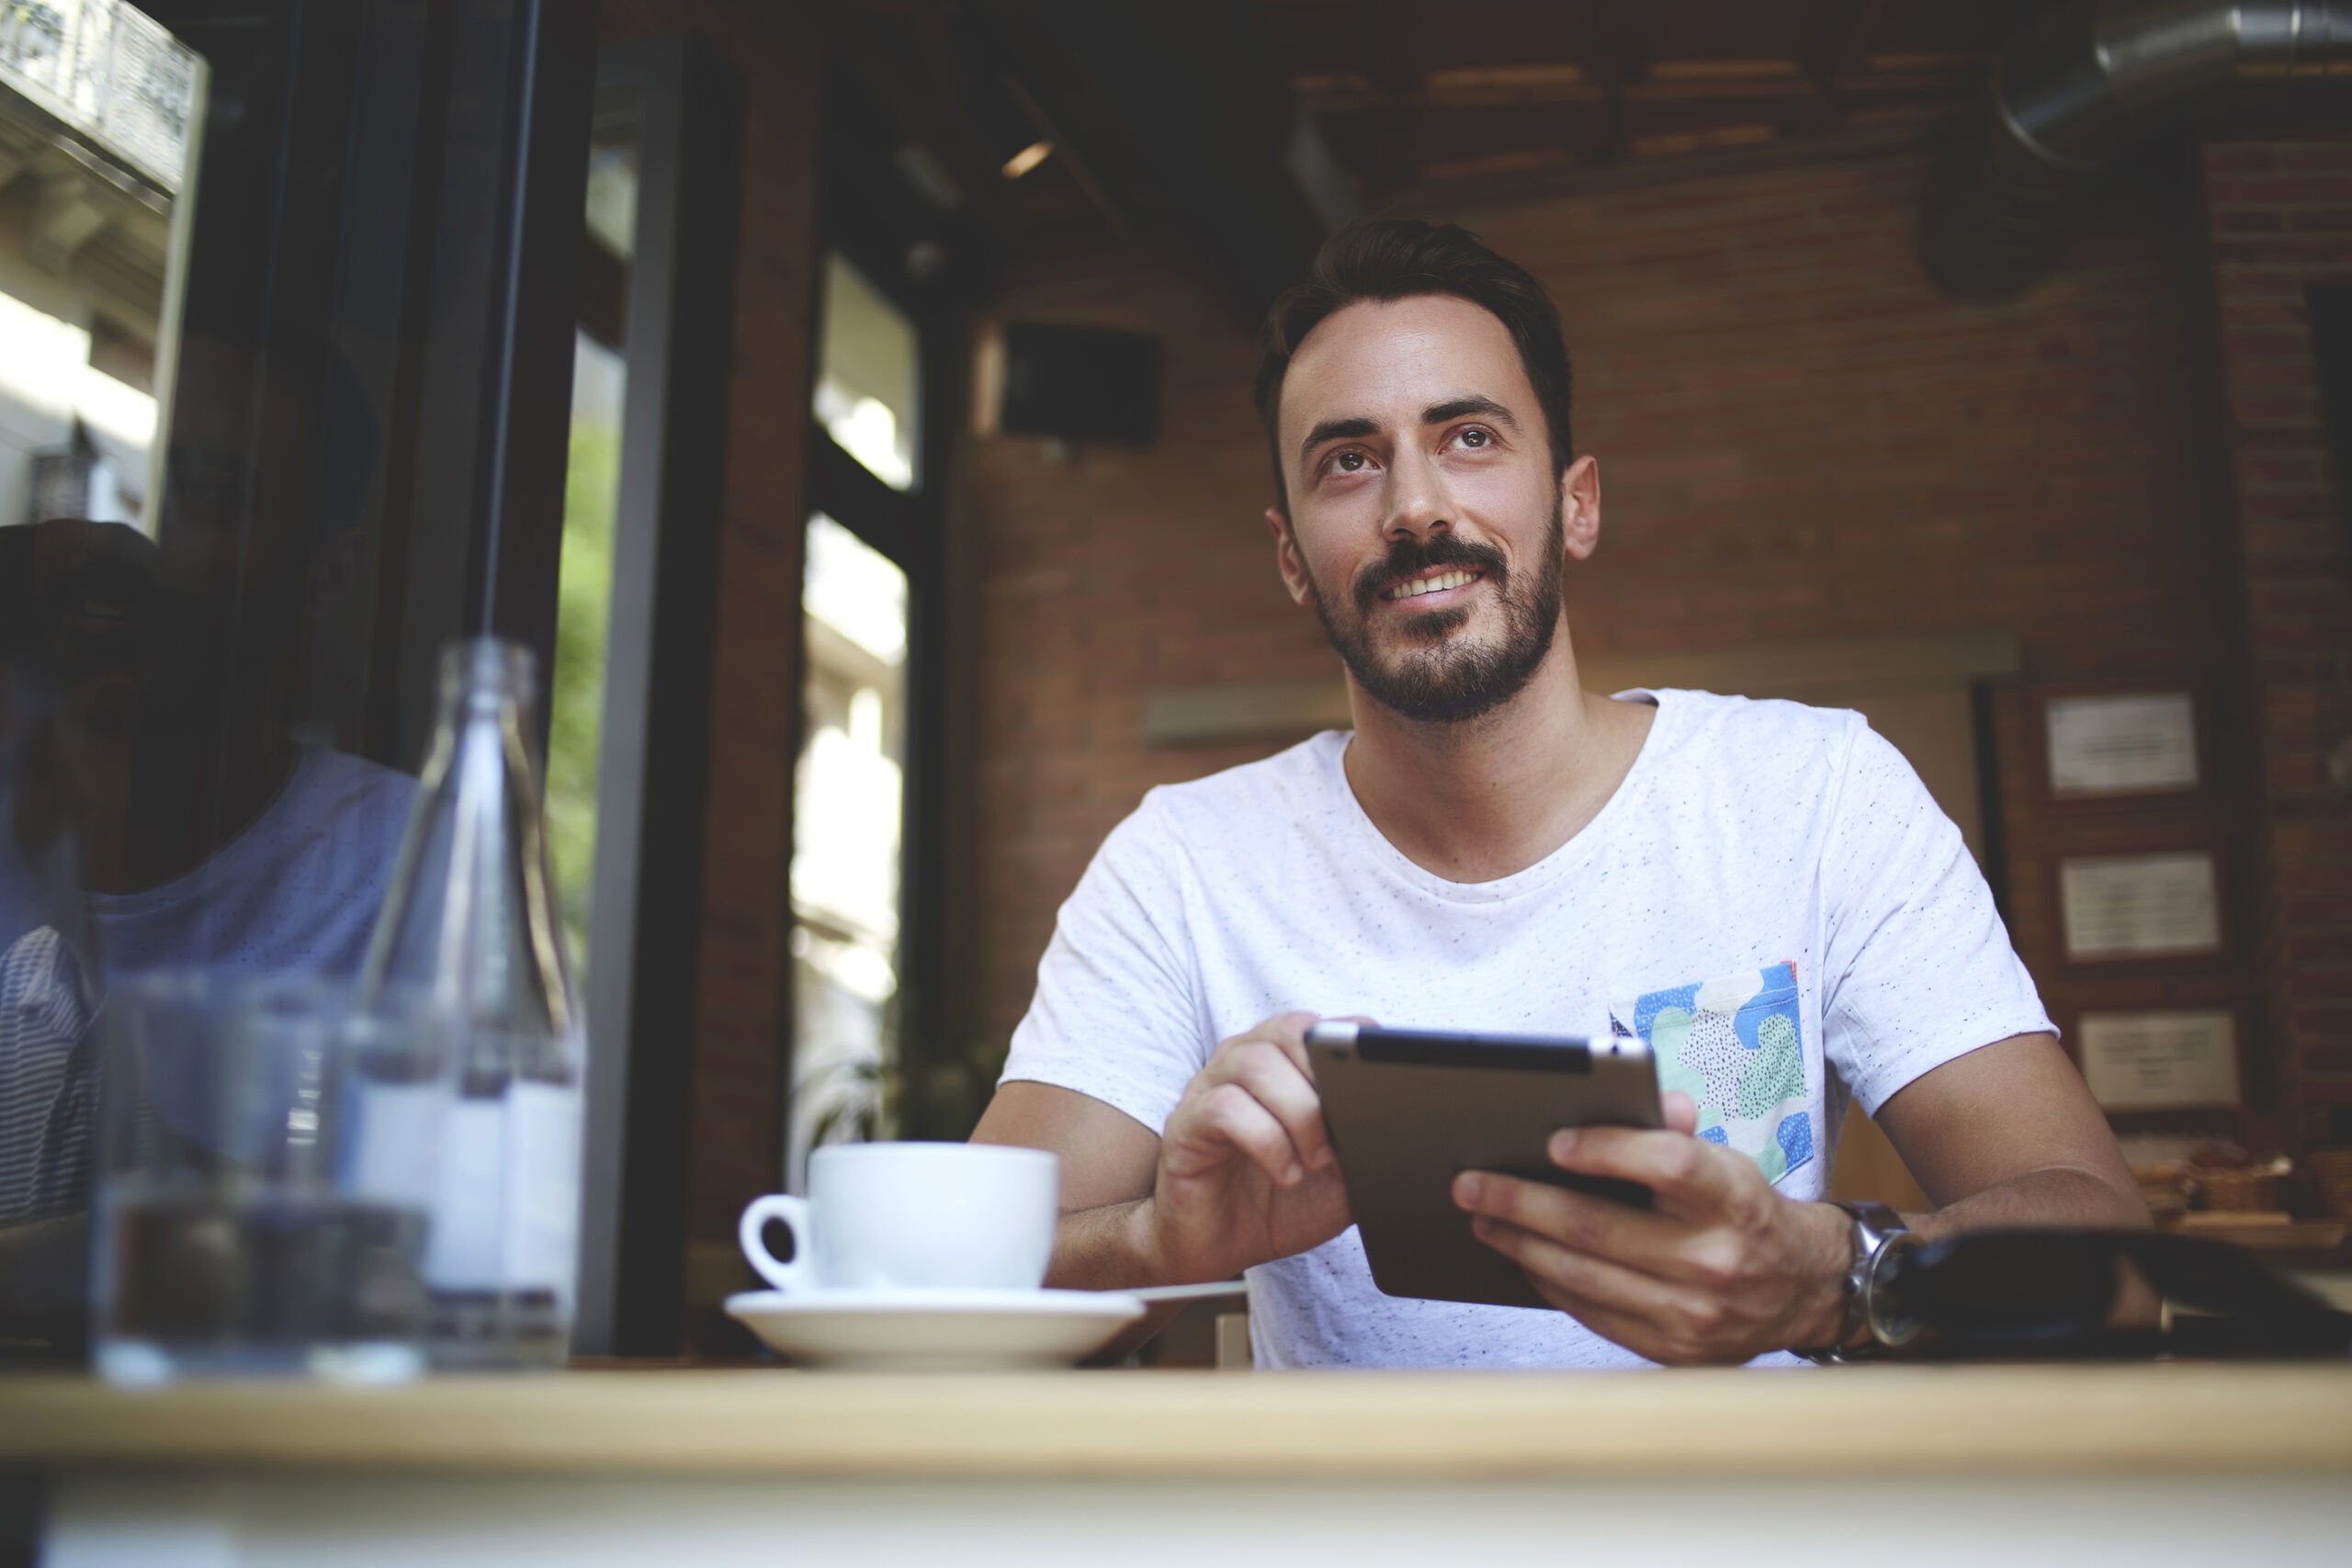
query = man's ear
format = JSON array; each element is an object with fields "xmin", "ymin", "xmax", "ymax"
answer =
[
  {"xmin": 1267, "ymin": 505, "xmax": 1314, "ymax": 605},
  {"xmin": 1559, "ymin": 456, "xmax": 1601, "ymax": 562}
]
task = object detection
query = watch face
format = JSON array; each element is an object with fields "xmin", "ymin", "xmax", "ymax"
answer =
[{"xmin": 1865, "ymin": 1231, "xmax": 1926, "ymax": 1348}]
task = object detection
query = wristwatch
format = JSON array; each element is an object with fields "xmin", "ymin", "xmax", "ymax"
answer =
[{"xmin": 1802, "ymin": 1200, "xmax": 1925, "ymax": 1362}]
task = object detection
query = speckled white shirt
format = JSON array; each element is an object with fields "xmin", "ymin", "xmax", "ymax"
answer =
[{"xmin": 1001, "ymin": 688, "xmax": 2052, "ymax": 1369}]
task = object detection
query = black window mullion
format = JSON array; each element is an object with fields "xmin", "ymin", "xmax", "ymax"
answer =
[{"xmin": 805, "ymin": 424, "xmax": 923, "ymax": 568}]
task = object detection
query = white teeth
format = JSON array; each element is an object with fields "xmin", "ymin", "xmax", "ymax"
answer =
[{"xmin": 1386, "ymin": 570, "xmax": 1476, "ymax": 600}]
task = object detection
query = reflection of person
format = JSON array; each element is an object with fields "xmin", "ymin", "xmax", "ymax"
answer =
[
  {"xmin": 974, "ymin": 220, "xmax": 2148, "ymax": 1369},
  {"xmin": 2, "ymin": 516, "xmax": 403, "ymax": 942},
  {"xmin": 0, "ymin": 516, "xmax": 413, "ymax": 1217},
  {"xmin": 0, "ymin": 498, "xmax": 410, "ymax": 1352},
  {"xmin": 0, "ymin": 311, "xmax": 415, "ymax": 1355}
]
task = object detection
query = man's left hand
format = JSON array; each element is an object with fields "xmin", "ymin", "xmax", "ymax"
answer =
[{"xmin": 1452, "ymin": 1091, "xmax": 1853, "ymax": 1365}]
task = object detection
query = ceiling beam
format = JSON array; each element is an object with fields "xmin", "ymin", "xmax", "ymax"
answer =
[
  {"xmin": 1805, "ymin": 0, "xmax": 1883, "ymax": 93},
  {"xmin": 1792, "ymin": 0, "xmax": 1882, "ymax": 137},
  {"xmin": 1368, "ymin": 0, "xmax": 1417, "ymax": 189},
  {"xmin": 1589, "ymin": 0, "xmax": 1652, "ymax": 166},
  {"xmin": 973, "ymin": 0, "xmax": 1334, "ymax": 313}
]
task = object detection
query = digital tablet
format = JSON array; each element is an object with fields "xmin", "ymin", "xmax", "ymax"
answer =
[{"xmin": 1304, "ymin": 1021, "xmax": 1663, "ymax": 1311}]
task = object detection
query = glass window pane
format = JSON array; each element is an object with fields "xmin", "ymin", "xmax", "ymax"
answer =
[
  {"xmin": 0, "ymin": 0, "xmax": 198, "ymax": 535},
  {"xmin": 813, "ymin": 253, "xmax": 918, "ymax": 491},
  {"xmin": 545, "ymin": 102, "xmax": 638, "ymax": 979},
  {"xmin": 788, "ymin": 513, "xmax": 908, "ymax": 1187},
  {"xmin": 548, "ymin": 332, "xmax": 624, "ymax": 975}
]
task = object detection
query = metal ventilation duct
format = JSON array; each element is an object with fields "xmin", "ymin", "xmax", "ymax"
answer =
[{"xmin": 1921, "ymin": 1, "xmax": 2352, "ymax": 299}]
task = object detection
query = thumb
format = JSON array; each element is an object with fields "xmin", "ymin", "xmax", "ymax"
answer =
[{"xmin": 1660, "ymin": 1089, "xmax": 1700, "ymax": 1137}]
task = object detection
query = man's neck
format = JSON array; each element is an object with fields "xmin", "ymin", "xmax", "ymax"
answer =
[{"xmin": 1339, "ymin": 630, "xmax": 1655, "ymax": 885}]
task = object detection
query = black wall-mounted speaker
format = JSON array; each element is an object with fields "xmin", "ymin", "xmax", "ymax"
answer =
[{"xmin": 999, "ymin": 322, "xmax": 1162, "ymax": 445}]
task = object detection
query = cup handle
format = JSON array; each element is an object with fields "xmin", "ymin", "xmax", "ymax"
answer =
[{"xmin": 739, "ymin": 1194, "xmax": 815, "ymax": 1293}]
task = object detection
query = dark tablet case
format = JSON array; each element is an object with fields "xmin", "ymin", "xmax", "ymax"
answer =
[{"xmin": 1306, "ymin": 1028, "xmax": 1662, "ymax": 1311}]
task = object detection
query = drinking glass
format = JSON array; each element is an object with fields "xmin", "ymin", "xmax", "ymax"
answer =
[{"xmin": 89, "ymin": 971, "xmax": 432, "ymax": 1384}]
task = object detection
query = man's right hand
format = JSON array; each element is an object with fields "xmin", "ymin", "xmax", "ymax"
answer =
[{"xmin": 1143, "ymin": 1011, "xmax": 1352, "ymax": 1283}]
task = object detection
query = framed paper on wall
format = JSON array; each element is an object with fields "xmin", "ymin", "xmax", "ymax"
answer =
[
  {"xmin": 2077, "ymin": 1010, "xmax": 2242, "ymax": 1111},
  {"xmin": 2059, "ymin": 851, "xmax": 2223, "ymax": 962},
  {"xmin": 2045, "ymin": 693, "xmax": 2199, "ymax": 799}
]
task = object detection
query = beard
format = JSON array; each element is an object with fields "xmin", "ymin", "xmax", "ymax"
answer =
[{"xmin": 1302, "ymin": 495, "xmax": 1566, "ymax": 727}]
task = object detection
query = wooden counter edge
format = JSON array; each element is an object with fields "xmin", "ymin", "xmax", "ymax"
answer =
[{"xmin": 5, "ymin": 1366, "xmax": 2350, "ymax": 1481}]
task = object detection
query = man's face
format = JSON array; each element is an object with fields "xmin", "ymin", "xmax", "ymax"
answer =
[{"xmin": 1269, "ymin": 294, "xmax": 1588, "ymax": 726}]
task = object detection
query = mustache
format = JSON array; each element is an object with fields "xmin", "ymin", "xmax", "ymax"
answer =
[{"xmin": 1351, "ymin": 533, "xmax": 1510, "ymax": 615}]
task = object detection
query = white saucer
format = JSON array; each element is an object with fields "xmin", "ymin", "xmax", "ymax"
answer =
[{"xmin": 724, "ymin": 1288, "xmax": 1148, "ymax": 1370}]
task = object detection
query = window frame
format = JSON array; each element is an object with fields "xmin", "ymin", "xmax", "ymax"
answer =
[
  {"xmin": 797, "ymin": 139, "xmax": 976, "ymax": 1151},
  {"xmin": 567, "ymin": 35, "xmax": 742, "ymax": 1360}
]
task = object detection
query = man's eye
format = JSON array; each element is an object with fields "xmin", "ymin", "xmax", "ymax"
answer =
[
  {"xmin": 1458, "ymin": 427, "xmax": 1489, "ymax": 448},
  {"xmin": 1333, "ymin": 451, "xmax": 1367, "ymax": 472}
]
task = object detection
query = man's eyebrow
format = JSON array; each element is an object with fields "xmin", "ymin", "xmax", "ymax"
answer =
[
  {"xmin": 1298, "ymin": 416, "xmax": 1378, "ymax": 467},
  {"xmin": 1423, "ymin": 396, "xmax": 1517, "ymax": 428}
]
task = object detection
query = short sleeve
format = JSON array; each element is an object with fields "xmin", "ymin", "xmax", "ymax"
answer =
[
  {"xmin": 999, "ymin": 793, "xmax": 1209, "ymax": 1135},
  {"xmin": 1818, "ymin": 719, "xmax": 2054, "ymax": 1114}
]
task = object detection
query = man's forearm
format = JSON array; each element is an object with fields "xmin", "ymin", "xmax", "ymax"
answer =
[
  {"xmin": 1045, "ymin": 1199, "xmax": 1194, "ymax": 1360},
  {"xmin": 1045, "ymin": 1197, "xmax": 1161, "ymax": 1290},
  {"xmin": 1905, "ymin": 1162, "xmax": 2153, "ymax": 1243}
]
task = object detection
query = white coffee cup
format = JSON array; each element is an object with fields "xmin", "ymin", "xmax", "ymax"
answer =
[{"xmin": 738, "ymin": 1142, "xmax": 1059, "ymax": 1295}]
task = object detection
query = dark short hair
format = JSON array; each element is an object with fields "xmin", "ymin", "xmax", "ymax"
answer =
[{"xmin": 1254, "ymin": 219, "xmax": 1575, "ymax": 515}]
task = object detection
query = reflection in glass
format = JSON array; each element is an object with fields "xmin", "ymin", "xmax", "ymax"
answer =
[
  {"xmin": 1, "ymin": 3, "xmax": 204, "ymax": 1260},
  {"xmin": 582, "ymin": 136, "xmax": 637, "ymax": 262},
  {"xmin": 788, "ymin": 513, "xmax": 907, "ymax": 1187},
  {"xmin": 814, "ymin": 253, "xmax": 918, "ymax": 491},
  {"xmin": 0, "ymin": 0, "xmax": 200, "ymax": 534}
]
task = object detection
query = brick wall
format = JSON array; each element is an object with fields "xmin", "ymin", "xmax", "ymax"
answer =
[
  {"xmin": 968, "ymin": 147, "xmax": 2271, "ymax": 1121},
  {"xmin": 2203, "ymin": 140, "xmax": 2352, "ymax": 1145}
]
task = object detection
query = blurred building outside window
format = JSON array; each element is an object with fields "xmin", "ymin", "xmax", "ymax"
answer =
[
  {"xmin": 0, "ymin": 0, "xmax": 195, "ymax": 534},
  {"xmin": 788, "ymin": 512, "xmax": 908, "ymax": 1188},
  {"xmin": 813, "ymin": 250, "xmax": 918, "ymax": 491},
  {"xmin": 0, "ymin": 0, "xmax": 199, "ymax": 191}
]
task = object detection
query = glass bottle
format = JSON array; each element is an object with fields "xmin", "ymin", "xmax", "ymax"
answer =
[{"xmin": 352, "ymin": 637, "xmax": 584, "ymax": 1369}]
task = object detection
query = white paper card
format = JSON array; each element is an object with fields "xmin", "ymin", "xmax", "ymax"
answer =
[
  {"xmin": 426, "ymin": 1097, "xmax": 508, "ymax": 1291},
  {"xmin": 2079, "ymin": 1011, "xmax": 2240, "ymax": 1110},
  {"xmin": 2047, "ymin": 694, "xmax": 2198, "ymax": 796},
  {"xmin": 2060, "ymin": 852, "xmax": 2221, "ymax": 959},
  {"xmin": 503, "ymin": 1078, "xmax": 583, "ymax": 1307}
]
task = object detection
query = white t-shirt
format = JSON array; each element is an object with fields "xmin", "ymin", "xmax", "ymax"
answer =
[{"xmin": 1000, "ymin": 688, "xmax": 2053, "ymax": 1370}]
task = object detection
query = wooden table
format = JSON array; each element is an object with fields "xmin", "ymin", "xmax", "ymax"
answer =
[{"xmin": 9, "ymin": 1364, "xmax": 2352, "ymax": 1566}]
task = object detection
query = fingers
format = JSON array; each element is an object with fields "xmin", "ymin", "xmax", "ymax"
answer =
[
  {"xmin": 1451, "ymin": 1169, "xmax": 1679, "ymax": 1271},
  {"xmin": 1211, "ymin": 1040, "xmax": 1335, "ymax": 1174},
  {"xmin": 1468, "ymin": 1215, "xmax": 1736, "ymax": 1365},
  {"xmin": 1175, "ymin": 1080, "xmax": 1314, "ymax": 1187},
  {"xmin": 1661, "ymin": 1089, "xmax": 1698, "ymax": 1137},
  {"xmin": 1171, "ymin": 1014, "xmax": 1335, "ymax": 1184},
  {"xmin": 1230, "ymin": 1010, "xmax": 1319, "ymax": 1079},
  {"xmin": 1542, "ymin": 1122, "xmax": 1753, "ymax": 1220}
]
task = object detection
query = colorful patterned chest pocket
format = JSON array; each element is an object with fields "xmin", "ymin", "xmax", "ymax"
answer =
[{"xmin": 1609, "ymin": 962, "xmax": 1812, "ymax": 1185}]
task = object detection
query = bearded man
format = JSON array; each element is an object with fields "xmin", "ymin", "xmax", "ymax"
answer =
[{"xmin": 970, "ymin": 219, "xmax": 2146, "ymax": 1368}]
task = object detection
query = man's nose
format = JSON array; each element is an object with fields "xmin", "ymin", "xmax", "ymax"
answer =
[{"xmin": 1382, "ymin": 447, "xmax": 1453, "ymax": 542}]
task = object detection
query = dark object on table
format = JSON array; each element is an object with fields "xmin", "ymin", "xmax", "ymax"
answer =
[{"xmin": 1883, "ymin": 1229, "xmax": 2352, "ymax": 1359}]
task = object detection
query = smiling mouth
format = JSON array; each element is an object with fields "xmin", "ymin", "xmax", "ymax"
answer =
[{"xmin": 1380, "ymin": 568, "xmax": 1482, "ymax": 602}]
